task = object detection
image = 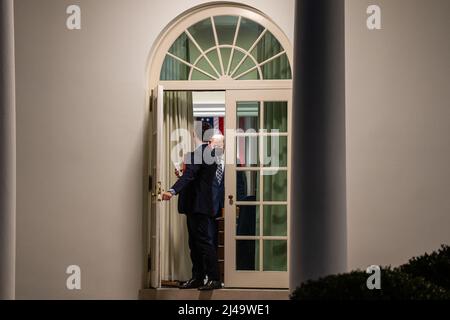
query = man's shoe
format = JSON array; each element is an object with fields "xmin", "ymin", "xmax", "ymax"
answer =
[
  {"xmin": 179, "ymin": 278, "xmax": 204, "ymax": 289},
  {"xmin": 198, "ymin": 280, "xmax": 222, "ymax": 291}
]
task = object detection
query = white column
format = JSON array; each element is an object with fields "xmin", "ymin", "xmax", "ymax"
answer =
[
  {"xmin": 0, "ymin": 0, "xmax": 16, "ymax": 300},
  {"xmin": 290, "ymin": 0, "xmax": 347, "ymax": 292}
]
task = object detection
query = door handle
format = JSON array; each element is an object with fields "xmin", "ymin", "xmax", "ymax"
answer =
[
  {"xmin": 151, "ymin": 181, "xmax": 164, "ymax": 202},
  {"xmin": 157, "ymin": 181, "xmax": 164, "ymax": 202},
  {"xmin": 228, "ymin": 195, "xmax": 234, "ymax": 205}
]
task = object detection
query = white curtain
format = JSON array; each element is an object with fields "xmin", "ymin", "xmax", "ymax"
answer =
[{"xmin": 161, "ymin": 91, "xmax": 193, "ymax": 282}]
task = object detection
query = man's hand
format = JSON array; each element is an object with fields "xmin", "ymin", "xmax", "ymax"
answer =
[
  {"xmin": 175, "ymin": 161, "xmax": 185, "ymax": 178},
  {"xmin": 162, "ymin": 191, "xmax": 173, "ymax": 201}
]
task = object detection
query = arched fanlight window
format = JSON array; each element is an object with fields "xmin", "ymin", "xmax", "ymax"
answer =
[{"xmin": 160, "ymin": 16, "xmax": 292, "ymax": 81}]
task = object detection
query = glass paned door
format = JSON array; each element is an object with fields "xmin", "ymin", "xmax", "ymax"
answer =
[{"xmin": 224, "ymin": 90, "xmax": 291, "ymax": 288}]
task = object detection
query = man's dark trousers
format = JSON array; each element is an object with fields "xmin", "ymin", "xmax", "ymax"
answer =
[{"xmin": 186, "ymin": 212, "xmax": 220, "ymax": 281}]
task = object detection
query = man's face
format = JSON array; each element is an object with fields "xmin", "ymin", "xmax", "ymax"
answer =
[
  {"xmin": 209, "ymin": 137, "xmax": 225, "ymax": 157},
  {"xmin": 210, "ymin": 137, "xmax": 224, "ymax": 149}
]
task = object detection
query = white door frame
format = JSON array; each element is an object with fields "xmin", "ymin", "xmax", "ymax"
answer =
[{"xmin": 145, "ymin": 2, "xmax": 294, "ymax": 289}]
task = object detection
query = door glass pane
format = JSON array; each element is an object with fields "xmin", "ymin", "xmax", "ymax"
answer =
[
  {"xmin": 262, "ymin": 136, "xmax": 288, "ymax": 167},
  {"xmin": 195, "ymin": 56, "xmax": 217, "ymax": 78},
  {"xmin": 236, "ymin": 240, "xmax": 260, "ymax": 271},
  {"xmin": 160, "ymin": 55, "xmax": 190, "ymax": 80},
  {"xmin": 206, "ymin": 50, "xmax": 221, "ymax": 75},
  {"xmin": 214, "ymin": 15, "xmax": 239, "ymax": 45},
  {"xmin": 251, "ymin": 31, "xmax": 283, "ymax": 63},
  {"xmin": 191, "ymin": 69, "xmax": 214, "ymax": 80},
  {"xmin": 264, "ymin": 102, "xmax": 288, "ymax": 132},
  {"xmin": 220, "ymin": 48, "xmax": 232, "ymax": 73},
  {"xmin": 236, "ymin": 69, "xmax": 260, "ymax": 80},
  {"xmin": 263, "ymin": 240, "xmax": 287, "ymax": 271},
  {"xmin": 234, "ymin": 56, "xmax": 257, "ymax": 79},
  {"xmin": 236, "ymin": 206, "xmax": 259, "ymax": 236},
  {"xmin": 261, "ymin": 53, "xmax": 292, "ymax": 79},
  {"xmin": 237, "ymin": 101, "xmax": 259, "ymax": 131},
  {"xmin": 263, "ymin": 205, "xmax": 287, "ymax": 236},
  {"xmin": 188, "ymin": 18, "xmax": 215, "ymax": 51},
  {"xmin": 263, "ymin": 170, "xmax": 287, "ymax": 201},
  {"xmin": 237, "ymin": 171, "xmax": 259, "ymax": 202},
  {"xmin": 168, "ymin": 32, "xmax": 201, "ymax": 64},
  {"xmin": 236, "ymin": 136, "xmax": 258, "ymax": 167},
  {"xmin": 229, "ymin": 50, "xmax": 246, "ymax": 74},
  {"xmin": 236, "ymin": 18, "xmax": 265, "ymax": 51}
]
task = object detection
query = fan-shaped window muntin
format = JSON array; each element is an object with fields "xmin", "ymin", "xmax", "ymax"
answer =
[{"xmin": 160, "ymin": 16, "xmax": 292, "ymax": 81}]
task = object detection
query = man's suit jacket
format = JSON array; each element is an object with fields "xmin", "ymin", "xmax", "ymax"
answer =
[
  {"xmin": 172, "ymin": 144, "xmax": 217, "ymax": 217},
  {"xmin": 211, "ymin": 159, "xmax": 248, "ymax": 217}
]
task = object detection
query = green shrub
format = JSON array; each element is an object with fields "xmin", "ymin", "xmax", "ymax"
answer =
[
  {"xmin": 291, "ymin": 245, "xmax": 450, "ymax": 300},
  {"xmin": 398, "ymin": 245, "xmax": 450, "ymax": 291}
]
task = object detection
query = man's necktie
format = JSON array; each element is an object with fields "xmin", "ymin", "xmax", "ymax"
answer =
[{"xmin": 216, "ymin": 162, "xmax": 223, "ymax": 184}]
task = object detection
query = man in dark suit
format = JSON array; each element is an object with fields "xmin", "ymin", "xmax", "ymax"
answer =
[{"xmin": 162, "ymin": 121, "xmax": 221, "ymax": 291}]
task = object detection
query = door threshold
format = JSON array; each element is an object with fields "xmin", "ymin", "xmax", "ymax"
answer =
[{"xmin": 139, "ymin": 288, "xmax": 289, "ymax": 300}]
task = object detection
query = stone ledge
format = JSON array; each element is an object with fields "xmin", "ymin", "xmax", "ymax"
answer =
[{"xmin": 139, "ymin": 288, "xmax": 289, "ymax": 300}]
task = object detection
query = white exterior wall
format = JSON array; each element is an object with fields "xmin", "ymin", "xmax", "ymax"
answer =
[{"xmin": 346, "ymin": 0, "xmax": 450, "ymax": 270}]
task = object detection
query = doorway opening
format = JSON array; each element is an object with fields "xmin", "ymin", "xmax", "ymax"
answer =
[{"xmin": 159, "ymin": 90, "xmax": 226, "ymax": 288}]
